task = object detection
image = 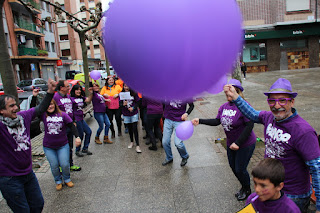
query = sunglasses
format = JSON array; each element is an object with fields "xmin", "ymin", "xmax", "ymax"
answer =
[{"xmin": 267, "ymin": 98, "xmax": 292, "ymax": 107}]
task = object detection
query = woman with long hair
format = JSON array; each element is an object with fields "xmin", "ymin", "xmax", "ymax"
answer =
[
  {"xmin": 192, "ymin": 79, "xmax": 256, "ymax": 201},
  {"xmin": 100, "ymin": 76, "xmax": 122, "ymax": 138},
  {"xmin": 120, "ymin": 83, "xmax": 141, "ymax": 153},
  {"xmin": 70, "ymin": 85, "xmax": 93, "ymax": 156},
  {"xmin": 91, "ymin": 82, "xmax": 112, "ymax": 144},
  {"xmin": 41, "ymin": 99, "xmax": 81, "ymax": 191}
]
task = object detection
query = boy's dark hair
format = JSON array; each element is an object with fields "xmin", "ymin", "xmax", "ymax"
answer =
[{"xmin": 252, "ymin": 158, "xmax": 285, "ymax": 186}]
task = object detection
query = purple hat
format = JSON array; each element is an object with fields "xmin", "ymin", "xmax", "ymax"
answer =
[
  {"xmin": 228, "ymin": 79, "xmax": 243, "ymax": 91},
  {"xmin": 264, "ymin": 78, "xmax": 297, "ymax": 98}
]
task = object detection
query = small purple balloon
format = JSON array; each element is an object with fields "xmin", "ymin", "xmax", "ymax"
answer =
[
  {"xmin": 90, "ymin": 70, "xmax": 101, "ymax": 80},
  {"xmin": 104, "ymin": 0, "xmax": 243, "ymax": 100},
  {"xmin": 207, "ymin": 75, "xmax": 228, "ymax": 94},
  {"xmin": 176, "ymin": 121, "xmax": 194, "ymax": 141}
]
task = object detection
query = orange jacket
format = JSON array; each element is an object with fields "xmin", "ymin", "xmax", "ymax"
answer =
[
  {"xmin": 115, "ymin": 78, "xmax": 124, "ymax": 89},
  {"xmin": 100, "ymin": 84, "xmax": 122, "ymax": 97}
]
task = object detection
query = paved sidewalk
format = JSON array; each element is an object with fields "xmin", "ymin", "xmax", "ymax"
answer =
[{"xmin": 0, "ymin": 68, "xmax": 319, "ymax": 212}]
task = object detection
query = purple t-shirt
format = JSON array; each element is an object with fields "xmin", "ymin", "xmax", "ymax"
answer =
[
  {"xmin": 259, "ymin": 111, "xmax": 320, "ymax": 195},
  {"xmin": 71, "ymin": 96, "xmax": 86, "ymax": 121},
  {"xmin": 122, "ymin": 94, "xmax": 140, "ymax": 116},
  {"xmin": 246, "ymin": 192, "xmax": 300, "ymax": 213},
  {"xmin": 216, "ymin": 102, "xmax": 256, "ymax": 148},
  {"xmin": 53, "ymin": 92, "xmax": 73, "ymax": 120},
  {"xmin": 42, "ymin": 112, "xmax": 73, "ymax": 149},
  {"xmin": 0, "ymin": 108, "xmax": 36, "ymax": 176},
  {"xmin": 146, "ymin": 98, "xmax": 163, "ymax": 115},
  {"xmin": 92, "ymin": 91, "xmax": 106, "ymax": 113},
  {"xmin": 164, "ymin": 100, "xmax": 190, "ymax": 122}
]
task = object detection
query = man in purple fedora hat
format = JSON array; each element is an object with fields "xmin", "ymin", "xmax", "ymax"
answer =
[{"xmin": 224, "ymin": 78, "xmax": 320, "ymax": 213}]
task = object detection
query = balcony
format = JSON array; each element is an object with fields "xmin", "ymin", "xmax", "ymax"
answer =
[
  {"xmin": 18, "ymin": 46, "xmax": 38, "ymax": 56},
  {"xmin": 9, "ymin": 0, "xmax": 41, "ymax": 14},
  {"xmin": 14, "ymin": 18, "xmax": 44, "ymax": 37}
]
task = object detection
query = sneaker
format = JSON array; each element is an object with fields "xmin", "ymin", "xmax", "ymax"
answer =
[
  {"xmin": 75, "ymin": 151, "xmax": 84, "ymax": 157},
  {"xmin": 148, "ymin": 146, "xmax": 157, "ymax": 151},
  {"xmin": 162, "ymin": 159, "xmax": 173, "ymax": 166},
  {"xmin": 180, "ymin": 156, "xmax": 189, "ymax": 167},
  {"xmin": 56, "ymin": 184, "xmax": 62, "ymax": 191},
  {"xmin": 65, "ymin": 181, "xmax": 74, "ymax": 188},
  {"xmin": 70, "ymin": 165, "xmax": 81, "ymax": 171},
  {"xmin": 125, "ymin": 128, "xmax": 129, "ymax": 134},
  {"xmin": 128, "ymin": 142, "xmax": 134, "ymax": 149},
  {"xmin": 136, "ymin": 146, "xmax": 142, "ymax": 153},
  {"xmin": 82, "ymin": 149, "xmax": 93, "ymax": 155}
]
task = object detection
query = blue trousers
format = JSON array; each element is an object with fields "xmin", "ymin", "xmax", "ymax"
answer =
[
  {"xmin": 0, "ymin": 171, "xmax": 44, "ymax": 213},
  {"xmin": 162, "ymin": 118, "xmax": 189, "ymax": 160},
  {"xmin": 227, "ymin": 143, "xmax": 255, "ymax": 187},
  {"xmin": 75, "ymin": 120, "xmax": 92, "ymax": 152},
  {"xmin": 94, "ymin": 112, "xmax": 111, "ymax": 136},
  {"xmin": 43, "ymin": 143, "xmax": 71, "ymax": 184}
]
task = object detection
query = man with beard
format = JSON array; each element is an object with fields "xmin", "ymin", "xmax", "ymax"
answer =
[{"xmin": 224, "ymin": 78, "xmax": 320, "ymax": 213}]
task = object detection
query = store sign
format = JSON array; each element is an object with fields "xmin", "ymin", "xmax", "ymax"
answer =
[
  {"xmin": 245, "ymin": 34, "xmax": 256, "ymax": 39},
  {"xmin": 292, "ymin": 30, "xmax": 303, "ymax": 35},
  {"xmin": 57, "ymin": 59, "xmax": 62, "ymax": 66}
]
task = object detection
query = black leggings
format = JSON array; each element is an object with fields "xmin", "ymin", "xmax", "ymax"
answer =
[
  {"xmin": 127, "ymin": 122, "xmax": 139, "ymax": 145},
  {"xmin": 106, "ymin": 108, "xmax": 122, "ymax": 133}
]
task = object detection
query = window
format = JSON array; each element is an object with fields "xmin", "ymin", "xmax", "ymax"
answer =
[
  {"xmin": 80, "ymin": 0, "xmax": 84, "ymax": 2},
  {"xmin": 94, "ymin": 44, "xmax": 99, "ymax": 49},
  {"xmin": 242, "ymin": 43, "xmax": 267, "ymax": 62},
  {"xmin": 40, "ymin": 2, "xmax": 44, "ymax": 10},
  {"xmin": 51, "ymin": 42, "xmax": 55, "ymax": 52},
  {"xmin": 5, "ymin": 33, "xmax": 10, "ymax": 48},
  {"xmin": 286, "ymin": 0, "xmax": 310, "ymax": 12},
  {"xmin": 49, "ymin": 23, "xmax": 53, "ymax": 32},
  {"xmin": 45, "ymin": 41, "xmax": 50, "ymax": 51},
  {"xmin": 59, "ymin": 35, "xmax": 69, "ymax": 41},
  {"xmin": 62, "ymin": 49, "xmax": 71, "ymax": 56},
  {"xmin": 280, "ymin": 40, "xmax": 306, "ymax": 49},
  {"xmin": 46, "ymin": 3, "xmax": 50, "ymax": 12}
]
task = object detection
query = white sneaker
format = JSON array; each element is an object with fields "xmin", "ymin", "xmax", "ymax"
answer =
[
  {"xmin": 136, "ymin": 146, "xmax": 142, "ymax": 153},
  {"xmin": 128, "ymin": 142, "xmax": 134, "ymax": 149}
]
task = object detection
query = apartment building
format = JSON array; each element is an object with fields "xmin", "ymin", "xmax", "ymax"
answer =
[
  {"xmin": 3, "ymin": 0, "xmax": 60, "ymax": 83},
  {"xmin": 56, "ymin": 0, "xmax": 105, "ymax": 79},
  {"xmin": 238, "ymin": 0, "xmax": 320, "ymax": 72}
]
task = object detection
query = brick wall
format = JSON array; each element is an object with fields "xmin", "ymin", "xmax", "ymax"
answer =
[{"xmin": 287, "ymin": 51, "xmax": 309, "ymax": 70}]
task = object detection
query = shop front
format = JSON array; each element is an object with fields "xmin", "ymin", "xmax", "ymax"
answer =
[{"xmin": 244, "ymin": 24, "xmax": 320, "ymax": 72}]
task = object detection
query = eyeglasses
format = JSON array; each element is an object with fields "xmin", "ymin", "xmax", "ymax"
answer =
[{"xmin": 267, "ymin": 98, "xmax": 292, "ymax": 107}]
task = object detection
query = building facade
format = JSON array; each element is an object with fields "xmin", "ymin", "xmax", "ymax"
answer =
[
  {"xmin": 56, "ymin": 0, "xmax": 105, "ymax": 79},
  {"xmin": 238, "ymin": 0, "xmax": 320, "ymax": 72},
  {"xmin": 3, "ymin": 0, "xmax": 60, "ymax": 83}
]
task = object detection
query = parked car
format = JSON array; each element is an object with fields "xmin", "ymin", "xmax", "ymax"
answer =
[
  {"xmin": 65, "ymin": 70, "xmax": 81, "ymax": 80},
  {"xmin": 17, "ymin": 78, "xmax": 48, "ymax": 91},
  {"xmin": 18, "ymin": 91, "xmax": 46, "ymax": 138},
  {"xmin": 0, "ymin": 83, "xmax": 24, "ymax": 95}
]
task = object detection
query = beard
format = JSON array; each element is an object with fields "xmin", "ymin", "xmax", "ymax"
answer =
[{"xmin": 271, "ymin": 107, "xmax": 291, "ymax": 121}]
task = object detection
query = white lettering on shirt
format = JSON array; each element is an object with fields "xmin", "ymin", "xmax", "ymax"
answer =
[
  {"xmin": 265, "ymin": 123, "xmax": 291, "ymax": 158},
  {"xmin": 220, "ymin": 109, "xmax": 237, "ymax": 131}
]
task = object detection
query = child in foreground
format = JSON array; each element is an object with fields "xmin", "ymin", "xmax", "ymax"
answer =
[{"xmin": 246, "ymin": 158, "xmax": 300, "ymax": 213}]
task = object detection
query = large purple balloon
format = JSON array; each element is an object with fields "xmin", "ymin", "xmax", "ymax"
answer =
[
  {"xmin": 90, "ymin": 70, "xmax": 101, "ymax": 80},
  {"xmin": 207, "ymin": 75, "xmax": 228, "ymax": 94},
  {"xmin": 176, "ymin": 121, "xmax": 194, "ymax": 141},
  {"xmin": 104, "ymin": 0, "xmax": 243, "ymax": 100}
]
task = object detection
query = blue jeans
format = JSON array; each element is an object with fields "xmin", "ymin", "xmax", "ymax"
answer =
[
  {"xmin": 94, "ymin": 112, "xmax": 111, "ymax": 136},
  {"xmin": 43, "ymin": 143, "xmax": 71, "ymax": 184},
  {"xmin": 227, "ymin": 143, "xmax": 255, "ymax": 187},
  {"xmin": 287, "ymin": 196, "xmax": 310, "ymax": 213},
  {"xmin": 76, "ymin": 120, "xmax": 92, "ymax": 152},
  {"xmin": 0, "ymin": 171, "xmax": 44, "ymax": 213},
  {"xmin": 162, "ymin": 118, "xmax": 189, "ymax": 160}
]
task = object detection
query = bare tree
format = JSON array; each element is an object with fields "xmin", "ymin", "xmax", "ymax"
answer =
[
  {"xmin": 0, "ymin": 0, "xmax": 18, "ymax": 99},
  {"xmin": 20, "ymin": 0, "xmax": 105, "ymax": 95},
  {"xmin": 232, "ymin": 56, "xmax": 242, "ymax": 83}
]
